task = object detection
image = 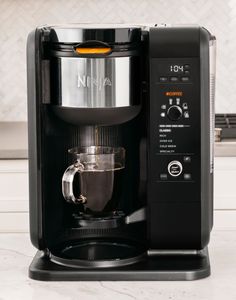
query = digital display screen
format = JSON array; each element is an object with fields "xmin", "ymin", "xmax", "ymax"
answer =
[{"xmin": 169, "ymin": 65, "xmax": 184, "ymax": 74}]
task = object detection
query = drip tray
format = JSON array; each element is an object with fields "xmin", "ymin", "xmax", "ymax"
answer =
[
  {"xmin": 51, "ymin": 239, "xmax": 146, "ymax": 268},
  {"xmin": 30, "ymin": 247, "xmax": 211, "ymax": 281}
]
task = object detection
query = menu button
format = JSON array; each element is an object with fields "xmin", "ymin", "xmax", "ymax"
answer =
[
  {"xmin": 170, "ymin": 76, "xmax": 179, "ymax": 82},
  {"xmin": 181, "ymin": 76, "xmax": 190, "ymax": 82},
  {"xmin": 160, "ymin": 77, "xmax": 168, "ymax": 82}
]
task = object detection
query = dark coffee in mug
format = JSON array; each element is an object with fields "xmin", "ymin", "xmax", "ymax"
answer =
[
  {"xmin": 76, "ymin": 165, "xmax": 124, "ymax": 213},
  {"xmin": 62, "ymin": 146, "xmax": 125, "ymax": 214}
]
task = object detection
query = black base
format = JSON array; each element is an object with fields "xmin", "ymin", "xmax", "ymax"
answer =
[{"xmin": 29, "ymin": 247, "xmax": 210, "ymax": 281}]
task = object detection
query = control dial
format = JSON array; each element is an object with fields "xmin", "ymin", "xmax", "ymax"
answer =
[
  {"xmin": 167, "ymin": 105, "xmax": 183, "ymax": 121},
  {"xmin": 168, "ymin": 160, "xmax": 183, "ymax": 177}
]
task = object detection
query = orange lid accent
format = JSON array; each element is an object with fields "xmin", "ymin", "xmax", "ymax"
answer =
[{"xmin": 75, "ymin": 47, "xmax": 112, "ymax": 54}]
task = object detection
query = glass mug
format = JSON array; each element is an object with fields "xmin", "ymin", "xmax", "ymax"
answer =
[{"xmin": 62, "ymin": 146, "xmax": 125, "ymax": 214}]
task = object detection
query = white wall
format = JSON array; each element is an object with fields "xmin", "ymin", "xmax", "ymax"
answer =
[{"xmin": 0, "ymin": 0, "xmax": 234, "ymax": 121}]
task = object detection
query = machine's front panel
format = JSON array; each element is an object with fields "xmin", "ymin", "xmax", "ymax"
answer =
[
  {"xmin": 148, "ymin": 56, "xmax": 202, "ymax": 248},
  {"xmin": 150, "ymin": 58, "xmax": 200, "ymax": 197}
]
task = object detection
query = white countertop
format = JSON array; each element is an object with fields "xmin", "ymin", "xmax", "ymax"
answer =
[
  {"xmin": 0, "ymin": 230, "xmax": 236, "ymax": 300},
  {"xmin": 0, "ymin": 122, "xmax": 27, "ymax": 159},
  {"xmin": 215, "ymin": 139, "xmax": 236, "ymax": 156}
]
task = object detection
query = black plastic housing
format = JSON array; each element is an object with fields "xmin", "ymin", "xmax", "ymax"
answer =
[
  {"xmin": 147, "ymin": 26, "xmax": 213, "ymax": 250},
  {"xmin": 27, "ymin": 26, "xmax": 145, "ymax": 250},
  {"xmin": 27, "ymin": 25, "xmax": 214, "ymax": 280}
]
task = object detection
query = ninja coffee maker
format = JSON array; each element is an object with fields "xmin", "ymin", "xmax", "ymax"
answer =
[{"xmin": 27, "ymin": 24, "xmax": 216, "ymax": 280}]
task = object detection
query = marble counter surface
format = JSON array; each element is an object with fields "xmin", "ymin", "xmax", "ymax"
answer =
[
  {"xmin": 0, "ymin": 122, "xmax": 27, "ymax": 159},
  {"xmin": 0, "ymin": 230, "xmax": 236, "ymax": 300},
  {"xmin": 215, "ymin": 139, "xmax": 236, "ymax": 157}
]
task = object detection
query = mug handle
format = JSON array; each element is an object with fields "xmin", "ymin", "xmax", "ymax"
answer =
[{"xmin": 62, "ymin": 162, "xmax": 87, "ymax": 204}]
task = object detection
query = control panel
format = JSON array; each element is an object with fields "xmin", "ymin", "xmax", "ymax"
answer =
[
  {"xmin": 147, "ymin": 26, "xmax": 211, "ymax": 250},
  {"xmin": 149, "ymin": 57, "xmax": 200, "ymax": 191}
]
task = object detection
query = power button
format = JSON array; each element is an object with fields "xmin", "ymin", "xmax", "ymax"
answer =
[{"xmin": 168, "ymin": 161, "xmax": 183, "ymax": 177}]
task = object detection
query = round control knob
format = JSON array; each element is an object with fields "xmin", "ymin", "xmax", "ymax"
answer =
[
  {"xmin": 167, "ymin": 105, "xmax": 183, "ymax": 121},
  {"xmin": 168, "ymin": 160, "xmax": 183, "ymax": 177}
]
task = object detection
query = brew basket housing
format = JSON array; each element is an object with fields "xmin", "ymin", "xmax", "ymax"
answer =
[{"xmin": 49, "ymin": 25, "xmax": 142, "ymax": 125}]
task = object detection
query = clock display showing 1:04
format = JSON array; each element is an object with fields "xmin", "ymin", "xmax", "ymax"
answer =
[{"xmin": 170, "ymin": 65, "xmax": 184, "ymax": 73}]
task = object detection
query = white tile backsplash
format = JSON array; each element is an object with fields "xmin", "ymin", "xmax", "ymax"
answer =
[{"xmin": 0, "ymin": 0, "xmax": 233, "ymax": 120}]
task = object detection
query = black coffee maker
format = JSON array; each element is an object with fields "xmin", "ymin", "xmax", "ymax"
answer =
[{"xmin": 27, "ymin": 24, "xmax": 216, "ymax": 280}]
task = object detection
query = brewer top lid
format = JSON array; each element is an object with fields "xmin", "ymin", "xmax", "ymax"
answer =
[{"xmin": 47, "ymin": 24, "xmax": 142, "ymax": 44}]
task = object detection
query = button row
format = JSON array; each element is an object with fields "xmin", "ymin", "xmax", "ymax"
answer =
[
  {"xmin": 159, "ymin": 76, "xmax": 190, "ymax": 83},
  {"xmin": 160, "ymin": 173, "xmax": 192, "ymax": 180}
]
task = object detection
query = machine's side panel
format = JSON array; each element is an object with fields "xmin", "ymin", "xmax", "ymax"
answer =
[
  {"xmin": 27, "ymin": 29, "xmax": 45, "ymax": 249},
  {"xmin": 147, "ymin": 27, "xmax": 212, "ymax": 250},
  {"xmin": 200, "ymin": 28, "xmax": 213, "ymax": 247}
]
